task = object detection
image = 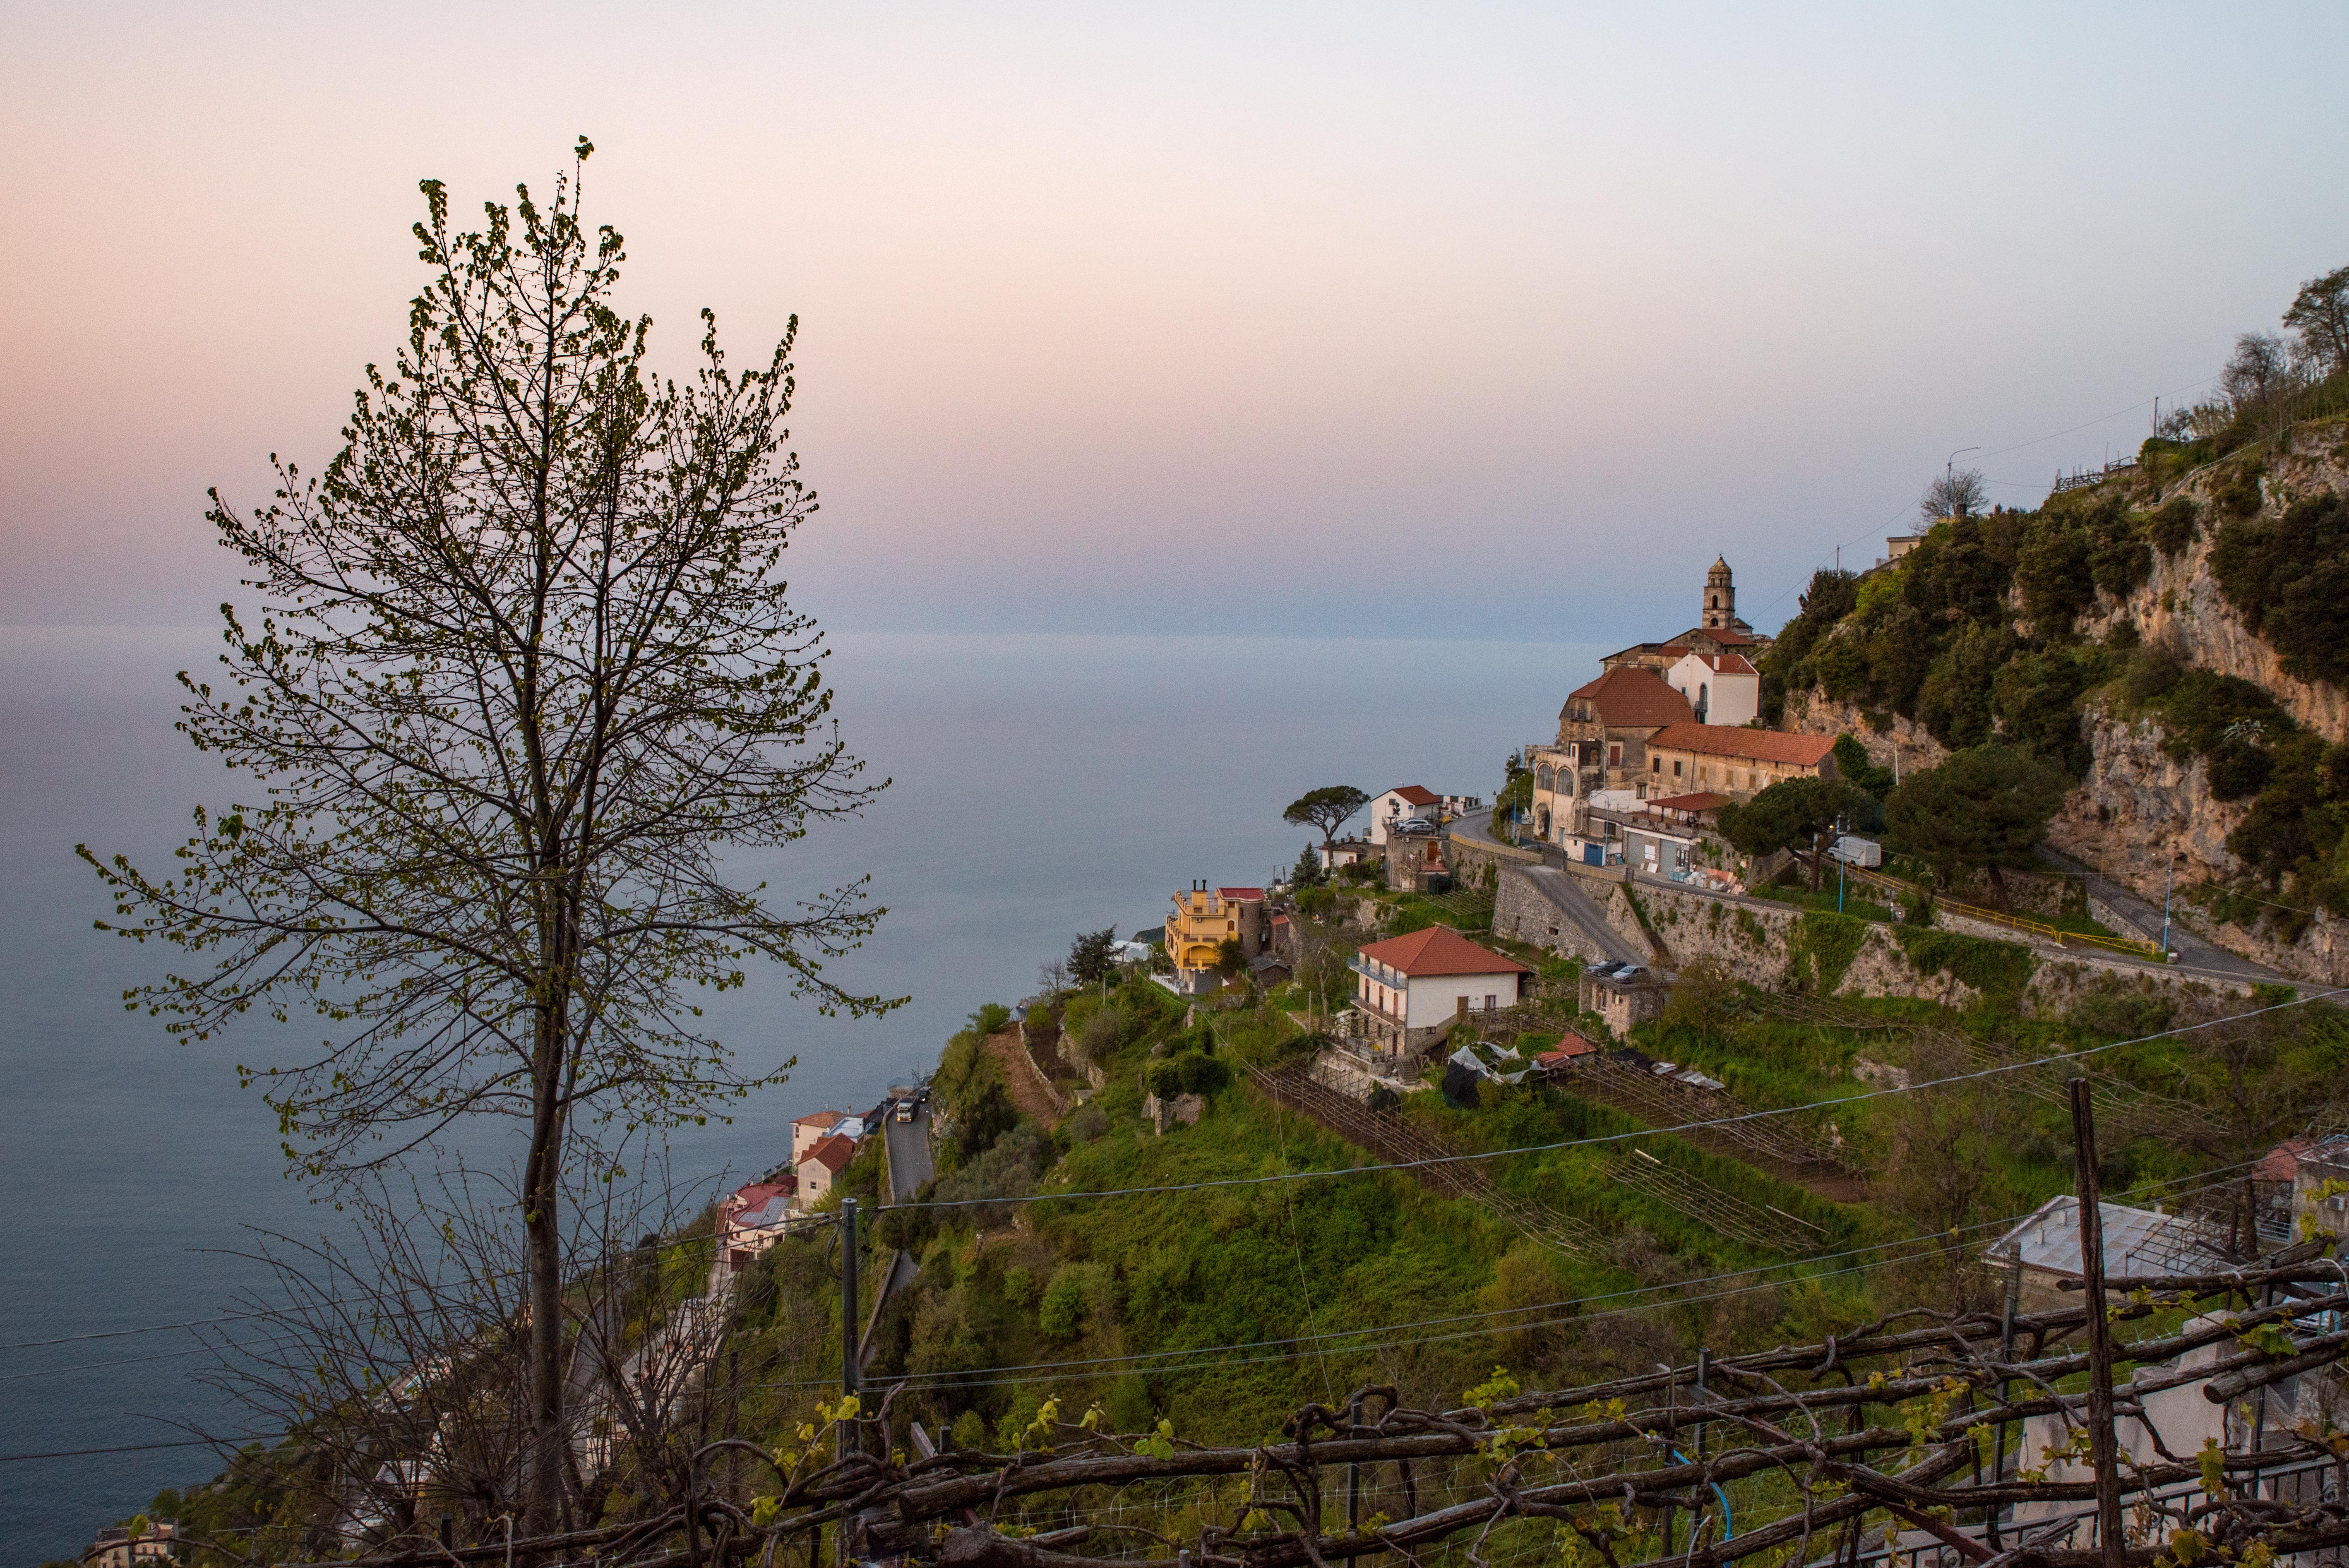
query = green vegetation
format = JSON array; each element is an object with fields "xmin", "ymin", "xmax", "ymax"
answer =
[
  {"xmin": 1719, "ymin": 776, "xmax": 1878, "ymax": 891},
  {"xmin": 2210, "ymin": 490, "xmax": 2349, "ymax": 689},
  {"xmin": 1891, "ymin": 928, "xmax": 2038, "ymax": 1011},
  {"xmin": 1283, "ymin": 784, "xmax": 1371, "ymax": 848},
  {"xmin": 1882, "ymin": 744, "xmax": 2068, "ymax": 910},
  {"xmin": 1786, "ymin": 910, "xmax": 1870, "ymax": 993}
]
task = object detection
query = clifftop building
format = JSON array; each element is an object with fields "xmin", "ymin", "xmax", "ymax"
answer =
[{"xmin": 1524, "ymin": 559, "xmax": 1792, "ymax": 845}]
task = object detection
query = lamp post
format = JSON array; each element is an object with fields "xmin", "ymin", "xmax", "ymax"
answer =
[
  {"xmin": 1835, "ymin": 814, "xmax": 1849, "ymax": 912},
  {"xmin": 2160, "ymin": 851, "xmax": 2177, "ymax": 958},
  {"xmin": 1946, "ymin": 445, "xmax": 1980, "ymax": 505}
]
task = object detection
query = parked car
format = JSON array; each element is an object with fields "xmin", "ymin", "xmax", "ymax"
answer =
[{"xmin": 1395, "ymin": 817, "xmax": 1436, "ymax": 834}]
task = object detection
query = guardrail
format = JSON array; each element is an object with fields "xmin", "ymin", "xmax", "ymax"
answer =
[{"xmin": 1830, "ymin": 860, "xmax": 2168, "ymax": 960}]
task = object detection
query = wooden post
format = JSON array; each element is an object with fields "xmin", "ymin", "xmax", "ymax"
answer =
[
  {"xmin": 1347, "ymin": 1393, "xmax": 1363, "ymax": 1534},
  {"xmin": 2068, "ymin": 1078, "xmax": 2125, "ymax": 1568}
]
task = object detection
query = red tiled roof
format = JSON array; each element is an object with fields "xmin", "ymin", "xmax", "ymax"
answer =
[
  {"xmin": 1677, "ymin": 651, "xmax": 1758, "ymax": 676},
  {"xmin": 2254, "ymin": 1139, "xmax": 2311, "ymax": 1184},
  {"xmin": 1564, "ymin": 667, "xmax": 1694, "ymax": 730},
  {"xmin": 1536, "ymin": 1033, "xmax": 1599, "ymax": 1064},
  {"xmin": 1648, "ymin": 723, "xmax": 1837, "ymax": 767},
  {"xmin": 1217, "ymin": 886, "xmax": 1265, "ymax": 901},
  {"xmin": 1356, "ymin": 926, "xmax": 1532, "ymax": 977},
  {"xmin": 1387, "ymin": 785, "xmax": 1441, "ymax": 806},
  {"xmin": 1647, "ymin": 792, "xmax": 1731, "ymax": 812},
  {"xmin": 803, "ymin": 1132, "xmax": 857, "ymax": 1172},
  {"xmin": 794, "ymin": 1109, "xmax": 846, "ymax": 1127},
  {"xmin": 1685, "ymin": 626, "xmax": 1763, "ymax": 646},
  {"xmin": 728, "ymin": 1180, "xmax": 793, "ymax": 1210}
]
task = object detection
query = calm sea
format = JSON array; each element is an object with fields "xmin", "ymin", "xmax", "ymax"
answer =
[{"xmin": 0, "ymin": 627, "xmax": 1602, "ymax": 1561}]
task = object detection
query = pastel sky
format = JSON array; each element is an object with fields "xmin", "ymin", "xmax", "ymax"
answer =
[{"xmin": 5, "ymin": 2, "xmax": 2345, "ymax": 645}]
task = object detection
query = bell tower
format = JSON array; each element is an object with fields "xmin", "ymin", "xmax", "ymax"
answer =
[{"xmin": 1702, "ymin": 557, "xmax": 1735, "ymax": 630}]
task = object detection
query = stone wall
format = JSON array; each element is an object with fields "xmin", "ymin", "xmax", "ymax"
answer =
[{"xmin": 1575, "ymin": 874, "xmax": 2258, "ymax": 1014}]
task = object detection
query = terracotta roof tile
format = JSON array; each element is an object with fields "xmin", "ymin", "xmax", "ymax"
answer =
[
  {"xmin": 1388, "ymin": 785, "xmax": 1440, "ymax": 806},
  {"xmin": 804, "ymin": 1133, "xmax": 858, "ymax": 1172},
  {"xmin": 1648, "ymin": 723, "xmax": 1837, "ymax": 767},
  {"xmin": 1563, "ymin": 668, "xmax": 1694, "ymax": 729},
  {"xmin": 1355, "ymin": 926, "xmax": 1532, "ymax": 977},
  {"xmin": 1646, "ymin": 792, "xmax": 1731, "ymax": 812}
]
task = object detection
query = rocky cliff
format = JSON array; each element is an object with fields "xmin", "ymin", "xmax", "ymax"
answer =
[{"xmin": 2080, "ymin": 424, "xmax": 2349, "ymax": 743}]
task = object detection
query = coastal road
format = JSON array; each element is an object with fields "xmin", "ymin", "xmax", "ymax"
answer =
[
  {"xmin": 884, "ymin": 1100, "xmax": 934, "ymax": 1201},
  {"xmin": 2037, "ymin": 845, "xmax": 2289, "ymax": 985},
  {"xmin": 1451, "ymin": 812, "xmax": 2278, "ymax": 991}
]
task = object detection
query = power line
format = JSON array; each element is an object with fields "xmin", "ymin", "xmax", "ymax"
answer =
[
  {"xmin": 745, "ymin": 1161, "xmax": 2275, "ymax": 1400},
  {"xmin": 1749, "ymin": 371, "xmax": 2220, "ymax": 627},
  {"xmin": 890, "ymin": 987, "xmax": 2346, "ymax": 1214},
  {"xmin": 10, "ymin": 993, "xmax": 2325, "ymax": 1381}
]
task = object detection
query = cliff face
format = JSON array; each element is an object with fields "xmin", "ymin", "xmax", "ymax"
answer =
[
  {"xmin": 2080, "ymin": 425, "xmax": 2349, "ymax": 744},
  {"xmin": 1780, "ymin": 690, "xmax": 1949, "ymax": 773},
  {"xmin": 2046, "ymin": 700, "xmax": 2244, "ymax": 888}
]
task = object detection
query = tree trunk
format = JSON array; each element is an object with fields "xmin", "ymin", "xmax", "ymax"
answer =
[
  {"xmin": 525, "ymin": 965, "xmax": 574, "ymax": 1539},
  {"xmin": 1986, "ymin": 863, "xmax": 2010, "ymax": 914}
]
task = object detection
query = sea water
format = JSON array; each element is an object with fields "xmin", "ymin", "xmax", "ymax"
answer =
[{"xmin": 0, "ymin": 626, "xmax": 1601, "ymax": 1560}]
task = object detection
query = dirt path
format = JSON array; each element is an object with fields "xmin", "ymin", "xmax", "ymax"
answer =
[{"xmin": 985, "ymin": 1029, "xmax": 1066, "ymax": 1127}]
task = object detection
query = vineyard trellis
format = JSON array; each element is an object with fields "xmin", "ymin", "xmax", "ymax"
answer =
[
  {"xmin": 1247, "ymin": 1059, "xmax": 1605, "ymax": 1259},
  {"xmin": 278, "ymin": 1242, "xmax": 2349, "ymax": 1568}
]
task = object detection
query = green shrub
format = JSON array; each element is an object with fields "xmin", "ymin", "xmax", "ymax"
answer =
[
  {"xmin": 1146, "ymin": 1051, "xmax": 1230, "ymax": 1099},
  {"xmin": 1893, "ymin": 928, "xmax": 2037, "ymax": 1012},
  {"xmin": 2123, "ymin": 642, "xmax": 2183, "ymax": 706},
  {"xmin": 2146, "ymin": 495, "xmax": 2199, "ymax": 557},
  {"xmin": 1788, "ymin": 912, "xmax": 1869, "ymax": 994},
  {"xmin": 2210, "ymin": 491, "xmax": 2349, "ymax": 690},
  {"xmin": 2212, "ymin": 462, "xmax": 2265, "ymax": 519}
]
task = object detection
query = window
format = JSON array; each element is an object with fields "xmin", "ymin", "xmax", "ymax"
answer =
[
  {"xmin": 1609, "ymin": 743, "xmax": 1621, "ymax": 766},
  {"xmin": 1484, "ymin": 994, "xmax": 1496, "ymax": 1010},
  {"xmin": 1672, "ymin": 759, "xmax": 1683, "ymax": 777},
  {"xmin": 1651, "ymin": 755, "xmax": 1661, "ymax": 773}
]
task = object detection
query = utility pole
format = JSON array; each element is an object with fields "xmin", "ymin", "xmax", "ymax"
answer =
[
  {"xmin": 838, "ymin": 1196, "xmax": 862, "ymax": 1568},
  {"xmin": 840, "ymin": 1196, "xmax": 860, "ymax": 1406},
  {"xmin": 2068, "ymin": 1079, "xmax": 2126, "ymax": 1568}
]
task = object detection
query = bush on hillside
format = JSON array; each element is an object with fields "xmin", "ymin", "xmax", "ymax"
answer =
[{"xmin": 2211, "ymin": 491, "xmax": 2349, "ymax": 691}]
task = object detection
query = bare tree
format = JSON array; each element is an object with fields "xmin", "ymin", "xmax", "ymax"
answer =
[
  {"xmin": 195, "ymin": 1157, "xmax": 716, "ymax": 1549},
  {"xmin": 1915, "ymin": 467, "xmax": 1988, "ymax": 530},
  {"xmin": 2222, "ymin": 330, "xmax": 2293, "ymax": 411},
  {"xmin": 82, "ymin": 142, "xmax": 894, "ymax": 1534},
  {"xmin": 2284, "ymin": 264, "xmax": 2349, "ymax": 378}
]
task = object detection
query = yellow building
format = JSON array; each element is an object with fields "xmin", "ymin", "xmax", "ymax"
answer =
[{"xmin": 1164, "ymin": 881, "xmax": 1263, "ymax": 995}]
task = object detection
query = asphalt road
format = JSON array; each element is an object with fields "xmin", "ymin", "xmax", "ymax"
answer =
[
  {"xmin": 1451, "ymin": 812, "xmax": 2279, "ymax": 989},
  {"xmin": 884, "ymin": 1102, "xmax": 934, "ymax": 1201}
]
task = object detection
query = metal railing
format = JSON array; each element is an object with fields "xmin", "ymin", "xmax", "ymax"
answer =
[{"xmin": 1831, "ymin": 861, "xmax": 2167, "ymax": 960}]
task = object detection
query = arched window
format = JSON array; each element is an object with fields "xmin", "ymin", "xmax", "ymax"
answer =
[
  {"xmin": 1535, "ymin": 763, "xmax": 1554, "ymax": 790},
  {"xmin": 1698, "ymin": 682, "xmax": 1710, "ymax": 707}
]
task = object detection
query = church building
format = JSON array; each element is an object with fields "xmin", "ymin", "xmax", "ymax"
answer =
[{"xmin": 1521, "ymin": 559, "xmax": 1800, "ymax": 846}]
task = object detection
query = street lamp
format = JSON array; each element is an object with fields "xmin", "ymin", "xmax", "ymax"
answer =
[
  {"xmin": 1944, "ymin": 447, "xmax": 1981, "ymax": 521},
  {"xmin": 2160, "ymin": 850, "xmax": 2177, "ymax": 959}
]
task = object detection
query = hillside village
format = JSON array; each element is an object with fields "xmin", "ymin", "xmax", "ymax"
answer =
[{"xmin": 67, "ymin": 278, "xmax": 2349, "ymax": 1568}]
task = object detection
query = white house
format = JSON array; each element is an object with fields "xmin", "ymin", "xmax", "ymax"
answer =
[
  {"xmin": 1367, "ymin": 785, "xmax": 1443, "ymax": 845},
  {"xmin": 1349, "ymin": 926, "xmax": 1532, "ymax": 1060},
  {"xmin": 1664, "ymin": 649, "xmax": 1761, "ymax": 727},
  {"xmin": 791, "ymin": 1131, "xmax": 858, "ymax": 1212}
]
